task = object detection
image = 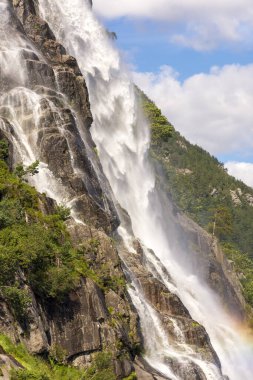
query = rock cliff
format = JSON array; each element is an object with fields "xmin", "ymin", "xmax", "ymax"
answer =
[{"xmin": 0, "ymin": 0, "xmax": 138, "ymax": 378}]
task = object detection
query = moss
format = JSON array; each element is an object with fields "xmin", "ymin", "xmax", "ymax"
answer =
[
  {"xmin": 54, "ymin": 205, "xmax": 71, "ymax": 221},
  {"xmin": 191, "ymin": 321, "xmax": 200, "ymax": 328},
  {"xmin": 123, "ymin": 373, "xmax": 137, "ymax": 380},
  {"xmin": 108, "ymin": 306, "xmax": 115, "ymax": 315},
  {"xmin": 11, "ymin": 370, "xmax": 50, "ymax": 380}
]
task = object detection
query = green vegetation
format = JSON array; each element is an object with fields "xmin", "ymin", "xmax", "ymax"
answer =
[
  {"xmin": 82, "ymin": 238, "xmax": 126, "ymax": 293},
  {"xmin": 123, "ymin": 373, "xmax": 137, "ymax": 380},
  {"xmin": 0, "ymin": 334, "xmax": 84, "ymax": 380},
  {"xmin": 0, "ymin": 140, "xmax": 124, "ymax": 326},
  {"xmin": 14, "ymin": 160, "xmax": 40, "ymax": 179},
  {"xmin": 141, "ymin": 96, "xmax": 173, "ymax": 145},
  {"xmin": 222, "ymin": 244, "xmax": 253, "ymax": 307},
  {"xmin": 140, "ymin": 91, "xmax": 253, "ymax": 310},
  {"xmin": 191, "ymin": 321, "xmax": 201, "ymax": 328},
  {"xmin": 84, "ymin": 352, "xmax": 116, "ymax": 380},
  {"xmin": 0, "ymin": 335, "xmax": 117, "ymax": 380},
  {"xmin": 0, "ymin": 138, "xmax": 132, "ymax": 377},
  {"xmin": 0, "ymin": 153, "xmax": 84, "ymax": 321}
]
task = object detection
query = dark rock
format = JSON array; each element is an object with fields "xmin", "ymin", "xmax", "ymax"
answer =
[
  {"xmin": 48, "ymin": 279, "xmax": 104, "ymax": 358},
  {"xmin": 114, "ymin": 358, "xmax": 133, "ymax": 379},
  {"xmin": 140, "ymin": 278, "xmax": 190, "ymax": 318},
  {"xmin": 134, "ymin": 358, "xmax": 170, "ymax": 380},
  {"xmin": 120, "ymin": 243, "xmax": 222, "ymax": 371},
  {"xmin": 165, "ymin": 356, "xmax": 206, "ymax": 380},
  {"xmin": 26, "ymin": 59, "xmax": 56, "ymax": 89}
]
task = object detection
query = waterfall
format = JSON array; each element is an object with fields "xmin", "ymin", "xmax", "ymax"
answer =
[
  {"xmin": 1, "ymin": 0, "xmax": 252, "ymax": 378},
  {"xmin": 38, "ymin": 1, "xmax": 253, "ymax": 378}
]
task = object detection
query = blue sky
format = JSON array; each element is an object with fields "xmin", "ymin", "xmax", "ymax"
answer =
[
  {"xmin": 103, "ymin": 18, "xmax": 253, "ymax": 79},
  {"xmin": 94, "ymin": 0, "xmax": 253, "ymax": 187}
]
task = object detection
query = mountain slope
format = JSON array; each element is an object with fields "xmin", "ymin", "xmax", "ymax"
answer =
[{"xmin": 140, "ymin": 91, "xmax": 253, "ymax": 313}]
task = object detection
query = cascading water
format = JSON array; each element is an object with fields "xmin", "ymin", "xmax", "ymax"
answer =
[
  {"xmin": 1, "ymin": 0, "xmax": 252, "ymax": 378},
  {"xmin": 38, "ymin": 1, "xmax": 253, "ymax": 379},
  {"xmin": 0, "ymin": 0, "xmax": 116, "ymax": 225}
]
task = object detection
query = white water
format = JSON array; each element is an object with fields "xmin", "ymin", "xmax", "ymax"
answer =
[
  {"xmin": 0, "ymin": 87, "xmax": 73, "ymax": 200},
  {"xmin": 0, "ymin": 3, "xmax": 109, "ymax": 221},
  {"xmin": 1, "ymin": 0, "xmax": 252, "ymax": 378}
]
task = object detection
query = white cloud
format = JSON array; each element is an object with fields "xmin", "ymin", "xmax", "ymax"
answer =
[
  {"xmin": 225, "ymin": 162, "xmax": 253, "ymax": 188},
  {"xmin": 93, "ymin": 0, "xmax": 253, "ymax": 50},
  {"xmin": 132, "ymin": 64, "xmax": 253, "ymax": 158}
]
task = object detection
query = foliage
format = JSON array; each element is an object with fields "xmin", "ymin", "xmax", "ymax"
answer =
[
  {"xmin": 0, "ymin": 141, "xmax": 126, "ymax": 327},
  {"xmin": 54, "ymin": 205, "xmax": 71, "ymax": 221},
  {"xmin": 11, "ymin": 370, "xmax": 50, "ymax": 380},
  {"xmin": 207, "ymin": 206, "xmax": 233, "ymax": 240},
  {"xmin": 82, "ymin": 238, "xmax": 126, "ymax": 292},
  {"xmin": 0, "ymin": 335, "xmax": 84, "ymax": 380},
  {"xmin": 84, "ymin": 352, "xmax": 116, "ymax": 380},
  {"xmin": 0, "ymin": 139, "xmax": 9, "ymax": 160},
  {"xmin": 222, "ymin": 244, "xmax": 253, "ymax": 306},
  {"xmin": 14, "ymin": 160, "xmax": 40, "ymax": 179},
  {"xmin": 1, "ymin": 287, "xmax": 31, "ymax": 324},
  {"xmin": 49, "ymin": 344, "xmax": 67, "ymax": 364},
  {"xmin": 140, "ymin": 95, "xmax": 174, "ymax": 144},
  {"xmin": 0, "ymin": 215, "xmax": 82, "ymax": 304}
]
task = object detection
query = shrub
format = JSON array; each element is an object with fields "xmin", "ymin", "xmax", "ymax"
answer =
[
  {"xmin": 1, "ymin": 287, "xmax": 31, "ymax": 324},
  {"xmin": 84, "ymin": 352, "xmax": 116, "ymax": 380},
  {"xmin": 0, "ymin": 139, "xmax": 9, "ymax": 160}
]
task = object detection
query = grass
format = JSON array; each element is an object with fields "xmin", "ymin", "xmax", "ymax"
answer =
[{"xmin": 0, "ymin": 335, "xmax": 119, "ymax": 380}]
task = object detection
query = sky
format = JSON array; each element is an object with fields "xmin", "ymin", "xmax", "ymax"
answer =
[{"xmin": 93, "ymin": 0, "xmax": 253, "ymax": 188}]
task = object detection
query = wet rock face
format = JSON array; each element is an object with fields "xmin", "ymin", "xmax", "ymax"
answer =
[
  {"xmin": 121, "ymin": 243, "xmax": 223, "ymax": 379},
  {"xmin": 1, "ymin": 0, "xmax": 119, "ymax": 234},
  {"xmin": 0, "ymin": 218, "xmax": 139, "ymax": 378},
  {"xmin": 140, "ymin": 278, "xmax": 190, "ymax": 318},
  {"xmin": 175, "ymin": 211, "xmax": 246, "ymax": 320},
  {"xmin": 48, "ymin": 279, "xmax": 105, "ymax": 358},
  {"xmin": 46, "ymin": 223, "xmax": 140, "ymax": 376},
  {"xmin": 165, "ymin": 358, "xmax": 207, "ymax": 380},
  {"xmin": 158, "ymin": 191, "xmax": 246, "ymax": 321},
  {"xmin": 134, "ymin": 358, "xmax": 169, "ymax": 380}
]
